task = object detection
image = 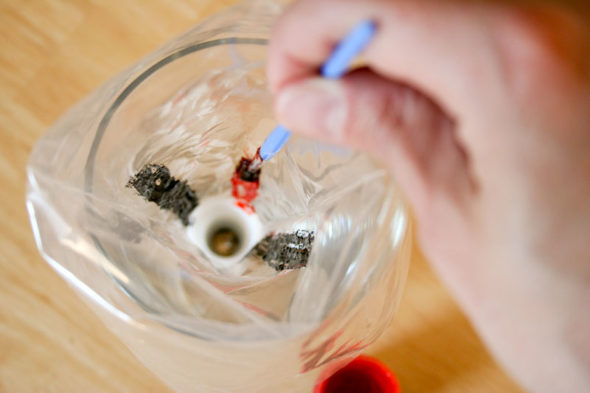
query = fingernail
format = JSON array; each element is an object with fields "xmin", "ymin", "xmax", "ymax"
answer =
[{"xmin": 275, "ymin": 79, "xmax": 346, "ymax": 140}]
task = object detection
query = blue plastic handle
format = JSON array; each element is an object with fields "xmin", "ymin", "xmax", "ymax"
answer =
[
  {"xmin": 321, "ymin": 20, "xmax": 377, "ymax": 79},
  {"xmin": 259, "ymin": 20, "xmax": 377, "ymax": 162},
  {"xmin": 259, "ymin": 124, "xmax": 291, "ymax": 161}
]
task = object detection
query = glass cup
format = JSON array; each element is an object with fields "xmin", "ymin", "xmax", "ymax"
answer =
[{"xmin": 26, "ymin": 1, "xmax": 411, "ymax": 392}]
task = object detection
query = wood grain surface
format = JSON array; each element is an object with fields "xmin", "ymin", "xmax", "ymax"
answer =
[{"xmin": 0, "ymin": 1, "xmax": 523, "ymax": 392}]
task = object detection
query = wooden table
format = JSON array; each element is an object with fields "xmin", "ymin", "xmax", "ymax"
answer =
[{"xmin": 0, "ymin": 1, "xmax": 523, "ymax": 392}]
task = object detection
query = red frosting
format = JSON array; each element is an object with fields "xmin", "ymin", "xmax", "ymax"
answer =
[
  {"xmin": 231, "ymin": 173, "xmax": 259, "ymax": 214},
  {"xmin": 231, "ymin": 149, "xmax": 262, "ymax": 214}
]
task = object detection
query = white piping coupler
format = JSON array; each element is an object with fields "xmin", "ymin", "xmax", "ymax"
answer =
[{"xmin": 186, "ymin": 197, "xmax": 264, "ymax": 275}]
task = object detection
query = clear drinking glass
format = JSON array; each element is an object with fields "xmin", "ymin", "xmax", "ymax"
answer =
[{"xmin": 26, "ymin": 1, "xmax": 411, "ymax": 392}]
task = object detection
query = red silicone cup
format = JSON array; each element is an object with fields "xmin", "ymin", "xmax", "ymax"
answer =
[{"xmin": 314, "ymin": 356, "xmax": 401, "ymax": 393}]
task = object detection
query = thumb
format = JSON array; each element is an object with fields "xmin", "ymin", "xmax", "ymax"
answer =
[{"xmin": 275, "ymin": 69, "xmax": 475, "ymax": 211}]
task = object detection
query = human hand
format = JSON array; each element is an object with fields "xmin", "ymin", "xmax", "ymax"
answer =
[{"xmin": 267, "ymin": 1, "xmax": 590, "ymax": 391}]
